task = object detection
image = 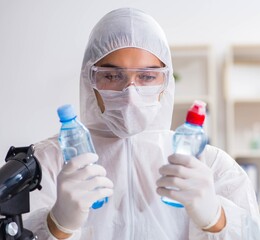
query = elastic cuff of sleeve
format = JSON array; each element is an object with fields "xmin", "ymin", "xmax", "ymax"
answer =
[
  {"xmin": 49, "ymin": 211, "xmax": 76, "ymax": 235},
  {"xmin": 202, "ymin": 204, "xmax": 222, "ymax": 230}
]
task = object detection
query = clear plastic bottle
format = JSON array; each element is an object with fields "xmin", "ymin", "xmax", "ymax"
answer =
[
  {"xmin": 162, "ymin": 100, "xmax": 208, "ymax": 208},
  {"xmin": 57, "ymin": 104, "xmax": 108, "ymax": 209}
]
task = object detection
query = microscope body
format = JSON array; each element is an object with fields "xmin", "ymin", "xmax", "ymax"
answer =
[{"xmin": 0, "ymin": 145, "xmax": 42, "ymax": 240}]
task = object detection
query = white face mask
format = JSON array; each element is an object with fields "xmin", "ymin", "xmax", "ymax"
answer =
[{"xmin": 98, "ymin": 86, "xmax": 161, "ymax": 138}]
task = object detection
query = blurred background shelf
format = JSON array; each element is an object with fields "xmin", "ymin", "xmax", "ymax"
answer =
[{"xmin": 224, "ymin": 44, "xmax": 260, "ymax": 201}]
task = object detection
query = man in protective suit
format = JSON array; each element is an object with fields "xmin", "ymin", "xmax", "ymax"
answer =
[{"xmin": 24, "ymin": 7, "xmax": 259, "ymax": 240}]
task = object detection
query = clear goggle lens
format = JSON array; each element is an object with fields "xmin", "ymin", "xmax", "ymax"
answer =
[{"xmin": 90, "ymin": 66, "xmax": 169, "ymax": 95}]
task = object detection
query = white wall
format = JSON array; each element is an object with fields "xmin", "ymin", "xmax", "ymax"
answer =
[{"xmin": 1, "ymin": 0, "xmax": 260, "ymax": 162}]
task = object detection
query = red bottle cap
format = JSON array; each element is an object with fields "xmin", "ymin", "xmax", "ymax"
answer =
[{"xmin": 186, "ymin": 100, "xmax": 206, "ymax": 126}]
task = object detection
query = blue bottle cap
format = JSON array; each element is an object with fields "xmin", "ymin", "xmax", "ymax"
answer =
[{"xmin": 57, "ymin": 104, "xmax": 77, "ymax": 122}]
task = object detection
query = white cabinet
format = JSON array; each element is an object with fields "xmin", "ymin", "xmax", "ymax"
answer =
[
  {"xmin": 224, "ymin": 45, "xmax": 260, "ymax": 200},
  {"xmin": 170, "ymin": 45, "xmax": 217, "ymax": 145}
]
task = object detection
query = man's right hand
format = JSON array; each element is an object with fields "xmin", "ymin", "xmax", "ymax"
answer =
[{"xmin": 48, "ymin": 153, "xmax": 113, "ymax": 237}]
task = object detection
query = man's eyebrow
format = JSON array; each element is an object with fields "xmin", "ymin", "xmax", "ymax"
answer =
[
  {"xmin": 99, "ymin": 63, "xmax": 163, "ymax": 68},
  {"xmin": 100, "ymin": 63, "xmax": 119, "ymax": 67}
]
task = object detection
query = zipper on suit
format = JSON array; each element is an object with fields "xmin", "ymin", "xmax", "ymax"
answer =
[{"xmin": 127, "ymin": 137, "xmax": 134, "ymax": 240}]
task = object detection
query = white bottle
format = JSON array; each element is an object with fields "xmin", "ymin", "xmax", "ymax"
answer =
[{"xmin": 162, "ymin": 100, "xmax": 208, "ymax": 208}]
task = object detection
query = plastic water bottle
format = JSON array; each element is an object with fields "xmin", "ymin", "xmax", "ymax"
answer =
[
  {"xmin": 57, "ymin": 104, "xmax": 108, "ymax": 209},
  {"xmin": 162, "ymin": 100, "xmax": 208, "ymax": 208}
]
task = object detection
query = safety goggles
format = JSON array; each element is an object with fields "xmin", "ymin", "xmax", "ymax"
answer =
[{"xmin": 90, "ymin": 66, "xmax": 169, "ymax": 96}]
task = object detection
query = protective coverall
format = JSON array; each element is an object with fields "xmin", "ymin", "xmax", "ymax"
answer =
[{"xmin": 24, "ymin": 7, "xmax": 259, "ymax": 240}]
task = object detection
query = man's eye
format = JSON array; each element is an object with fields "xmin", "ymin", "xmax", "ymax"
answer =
[
  {"xmin": 138, "ymin": 74, "xmax": 156, "ymax": 82},
  {"xmin": 104, "ymin": 72, "xmax": 124, "ymax": 81}
]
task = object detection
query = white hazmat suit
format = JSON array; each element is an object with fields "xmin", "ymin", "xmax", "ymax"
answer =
[{"xmin": 24, "ymin": 7, "xmax": 259, "ymax": 240}]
